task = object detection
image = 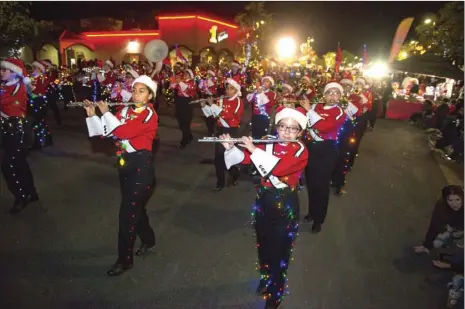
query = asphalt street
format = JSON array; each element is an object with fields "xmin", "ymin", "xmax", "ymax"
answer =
[{"xmin": 0, "ymin": 106, "xmax": 461, "ymax": 309}]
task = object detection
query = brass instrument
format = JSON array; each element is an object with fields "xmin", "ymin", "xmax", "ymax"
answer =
[
  {"xmin": 67, "ymin": 102, "xmax": 141, "ymax": 107},
  {"xmin": 198, "ymin": 137, "xmax": 299, "ymax": 143},
  {"xmin": 189, "ymin": 96, "xmax": 227, "ymax": 105}
]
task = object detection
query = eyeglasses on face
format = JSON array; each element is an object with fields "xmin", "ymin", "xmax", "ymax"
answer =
[{"xmin": 277, "ymin": 123, "xmax": 300, "ymax": 133}]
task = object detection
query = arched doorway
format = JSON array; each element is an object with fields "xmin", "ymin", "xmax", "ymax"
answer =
[
  {"xmin": 169, "ymin": 46, "xmax": 193, "ymax": 65},
  {"xmin": 218, "ymin": 49, "xmax": 233, "ymax": 66},
  {"xmin": 199, "ymin": 47, "xmax": 217, "ymax": 64},
  {"xmin": 37, "ymin": 44, "xmax": 59, "ymax": 65},
  {"xmin": 64, "ymin": 44, "xmax": 95, "ymax": 68}
]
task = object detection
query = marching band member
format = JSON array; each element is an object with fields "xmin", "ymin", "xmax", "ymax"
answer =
[
  {"xmin": 83, "ymin": 75, "xmax": 158, "ymax": 276},
  {"xmin": 97, "ymin": 59, "xmax": 117, "ymax": 88},
  {"xmin": 29, "ymin": 60, "xmax": 53, "ymax": 149},
  {"xmin": 198, "ymin": 69, "xmax": 217, "ymax": 136},
  {"xmin": 300, "ymin": 82, "xmax": 347, "ymax": 233},
  {"xmin": 331, "ymin": 78, "xmax": 360, "ymax": 195},
  {"xmin": 204, "ymin": 78, "xmax": 244, "ymax": 191},
  {"xmin": 170, "ymin": 69, "xmax": 197, "ymax": 148},
  {"xmin": 230, "ymin": 60, "xmax": 247, "ymax": 89},
  {"xmin": 247, "ymin": 76, "xmax": 277, "ymax": 138},
  {"xmin": 362, "ymin": 78, "xmax": 375, "ymax": 130},
  {"xmin": 42, "ymin": 59, "xmax": 62, "ymax": 125},
  {"xmin": 278, "ymin": 82, "xmax": 296, "ymax": 108},
  {"xmin": 295, "ymin": 75, "xmax": 316, "ymax": 102},
  {"xmin": 0, "ymin": 58, "xmax": 39, "ymax": 214},
  {"xmin": 220, "ymin": 106, "xmax": 308, "ymax": 309}
]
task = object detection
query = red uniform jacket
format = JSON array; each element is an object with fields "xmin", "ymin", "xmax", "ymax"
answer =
[
  {"xmin": 224, "ymin": 138, "xmax": 308, "ymax": 189},
  {"xmin": 216, "ymin": 96, "xmax": 244, "ymax": 128},
  {"xmin": 99, "ymin": 71, "xmax": 117, "ymax": 87},
  {"xmin": 306, "ymin": 104, "xmax": 347, "ymax": 142},
  {"xmin": 247, "ymin": 90, "xmax": 277, "ymax": 116},
  {"xmin": 361, "ymin": 90, "xmax": 373, "ymax": 112},
  {"xmin": 231, "ymin": 71, "xmax": 246, "ymax": 88},
  {"xmin": 348, "ymin": 93, "xmax": 364, "ymax": 118},
  {"xmin": 0, "ymin": 80, "xmax": 28, "ymax": 118},
  {"xmin": 199, "ymin": 79, "xmax": 217, "ymax": 96},
  {"xmin": 86, "ymin": 104, "xmax": 158, "ymax": 153},
  {"xmin": 31, "ymin": 74, "xmax": 48, "ymax": 96},
  {"xmin": 171, "ymin": 79, "xmax": 197, "ymax": 98}
]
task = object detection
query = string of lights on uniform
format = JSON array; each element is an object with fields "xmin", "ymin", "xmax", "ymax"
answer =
[
  {"xmin": 0, "ymin": 117, "xmax": 29, "ymax": 200},
  {"xmin": 250, "ymin": 184, "xmax": 299, "ymax": 305},
  {"xmin": 28, "ymin": 77, "xmax": 51, "ymax": 148}
]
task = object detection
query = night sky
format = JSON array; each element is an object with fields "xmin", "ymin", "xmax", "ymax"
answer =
[{"xmin": 31, "ymin": 1, "xmax": 445, "ymax": 59}]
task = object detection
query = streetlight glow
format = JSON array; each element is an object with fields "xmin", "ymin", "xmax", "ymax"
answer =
[
  {"xmin": 276, "ymin": 36, "xmax": 296, "ymax": 60},
  {"xmin": 127, "ymin": 41, "xmax": 140, "ymax": 53},
  {"xmin": 424, "ymin": 18, "xmax": 432, "ymax": 24}
]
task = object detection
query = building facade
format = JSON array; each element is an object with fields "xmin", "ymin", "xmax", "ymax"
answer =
[{"xmin": 59, "ymin": 13, "xmax": 240, "ymax": 67}]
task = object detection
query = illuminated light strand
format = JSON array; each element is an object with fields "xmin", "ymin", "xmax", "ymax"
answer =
[
  {"xmin": 28, "ymin": 95, "xmax": 52, "ymax": 148},
  {"xmin": 84, "ymin": 32, "xmax": 160, "ymax": 38},
  {"xmin": 158, "ymin": 15, "xmax": 238, "ymax": 29}
]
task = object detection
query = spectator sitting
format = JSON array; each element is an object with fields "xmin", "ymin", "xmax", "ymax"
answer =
[{"xmin": 414, "ymin": 185, "xmax": 464, "ymax": 254}]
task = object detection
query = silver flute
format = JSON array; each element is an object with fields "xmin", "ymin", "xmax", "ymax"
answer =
[
  {"xmin": 189, "ymin": 96, "xmax": 228, "ymax": 104},
  {"xmin": 66, "ymin": 102, "xmax": 140, "ymax": 107},
  {"xmin": 198, "ymin": 137, "xmax": 299, "ymax": 143}
]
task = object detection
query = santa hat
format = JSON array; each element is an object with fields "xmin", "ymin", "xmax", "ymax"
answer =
[
  {"xmin": 185, "ymin": 69, "xmax": 194, "ymax": 80},
  {"xmin": 1, "ymin": 58, "xmax": 26, "ymax": 76},
  {"xmin": 340, "ymin": 79, "xmax": 354, "ymax": 87},
  {"xmin": 231, "ymin": 60, "xmax": 241, "ymax": 69},
  {"xmin": 105, "ymin": 59, "xmax": 115, "ymax": 69},
  {"xmin": 126, "ymin": 69, "xmax": 139, "ymax": 79},
  {"xmin": 32, "ymin": 61, "xmax": 46, "ymax": 73},
  {"xmin": 355, "ymin": 77, "xmax": 366, "ymax": 86},
  {"xmin": 261, "ymin": 76, "xmax": 274, "ymax": 86},
  {"xmin": 42, "ymin": 59, "xmax": 53, "ymax": 69},
  {"xmin": 275, "ymin": 106, "xmax": 308, "ymax": 130},
  {"xmin": 301, "ymin": 75, "xmax": 311, "ymax": 83},
  {"xmin": 132, "ymin": 75, "xmax": 157, "ymax": 96},
  {"xmin": 281, "ymin": 83, "xmax": 293, "ymax": 92},
  {"xmin": 324, "ymin": 82, "xmax": 344, "ymax": 94},
  {"xmin": 225, "ymin": 78, "xmax": 242, "ymax": 97},
  {"xmin": 207, "ymin": 70, "xmax": 216, "ymax": 77}
]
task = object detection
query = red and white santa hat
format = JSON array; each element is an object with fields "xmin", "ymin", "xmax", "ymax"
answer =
[
  {"xmin": 185, "ymin": 69, "xmax": 194, "ymax": 80},
  {"xmin": 301, "ymin": 75, "xmax": 311, "ymax": 83},
  {"xmin": 261, "ymin": 76, "xmax": 274, "ymax": 86},
  {"xmin": 1, "ymin": 58, "xmax": 27, "ymax": 76},
  {"xmin": 207, "ymin": 70, "xmax": 216, "ymax": 77},
  {"xmin": 32, "ymin": 60, "xmax": 46, "ymax": 73},
  {"xmin": 282, "ymin": 83, "xmax": 293, "ymax": 92},
  {"xmin": 355, "ymin": 77, "xmax": 366, "ymax": 86},
  {"xmin": 275, "ymin": 106, "xmax": 308, "ymax": 130},
  {"xmin": 225, "ymin": 78, "xmax": 242, "ymax": 96},
  {"xmin": 231, "ymin": 60, "xmax": 241, "ymax": 69},
  {"xmin": 340, "ymin": 79, "xmax": 354, "ymax": 87},
  {"xmin": 324, "ymin": 81, "xmax": 344, "ymax": 94},
  {"xmin": 42, "ymin": 59, "xmax": 53, "ymax": 69},
  {"xmin": 105, "ymin": 59, "xmax": 115, "ymax": 69},
  {"xmin": 132, "ymin": 75, "xmax": 157, "ymax": 96},
  {"xmin": 126, "ymin": 68, "xmax": 139, "ymax": 79}
]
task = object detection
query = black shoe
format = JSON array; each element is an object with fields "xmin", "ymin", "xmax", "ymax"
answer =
[
  {"xmin": 256, "ymin": 280, "xmax": 268, "ymax": 295},
  {"xmin": 303, "ymin": 215, "xmax": 313, "ymax": 223},
  {"xmin": 312, "ymin": 223, "xmax": 322, "ymax": 234},
  {"xmin": 335, "ymin": 187, "xmax": 345, "ymax": 196},
  {"xmin": 227, "ymin": 176, "xmax": 239, "ymax": 187},
  {"xmin": 135, "ymin": 243, "xmax": 154, "ymax": 257},
  {"xmin": 106, "ymin": 263, "xmax": 133, "ymax": 276},
  {"xmin": 178, "ymin": 143, "xmax": 187, "ymax": 149},
  {"xmin": 212, "ymin": 185, "xmax": 224, "ymax": 192},
  {"xmin": 8, "ymin": 192, "xmax": 38, "ymax": 215}
]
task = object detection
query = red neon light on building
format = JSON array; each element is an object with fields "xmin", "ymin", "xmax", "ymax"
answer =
[
  {"xmin": 83, "ymin": 31, "xmax": 160, "ymax": 38},
  {"xmin": 157, "ymin": 15, "xmax": 238, "ymax": 29}
]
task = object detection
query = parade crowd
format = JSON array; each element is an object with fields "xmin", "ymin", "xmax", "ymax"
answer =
[{"xmin": 1, "ymin": 55, "xmax": 463, "ymax": 308}]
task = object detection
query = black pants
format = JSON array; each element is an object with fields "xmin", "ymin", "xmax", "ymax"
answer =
[
  {"xmin": 367, "ymin": 100, "xmax": 379, "ymax": 129},
  {"xmin": 117, "ymin": 151, "xmax": 156, "ymax": 266},
  {"xmin": 28, "ymin": 96, "xmax": 53, "ymax": 149},
  {"xmin": 47, "ymin": 87, "xmax": 61, "ymax": 125},
  {"xmin": 349, "ymin": 116, "xmax": 366, "ymax": 168},
  {"xmin": 61, "ymin": 85, "xmax": 75, "ymax": 110},
  {"xmin": 332, "ymin": 120, "xmax": 357, "ymax": 189},
  {"xmin": 1, "ymin": 118, "xmax": 36, "ymax": 201},
  {"xmin": 214, "ymin": 126, "xmax": 240, "ymax": 187},
  {"xmin": 305, "ymin": 140, "xmax": 338, "ymax": 225},
  {"xmin": 251, "ymin": 114, "xmax": 271, "ymax": 139},
  {"xmin": 174, "ymin": 97, "xmax": 193, "ymax": 145},
  {"xmin": 255, "ymin": 186, "xmax": 299, "ymax": 305},
  {"xmin": 204, "ymin": 116, "xmax": 215, "ymax": 136}
]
